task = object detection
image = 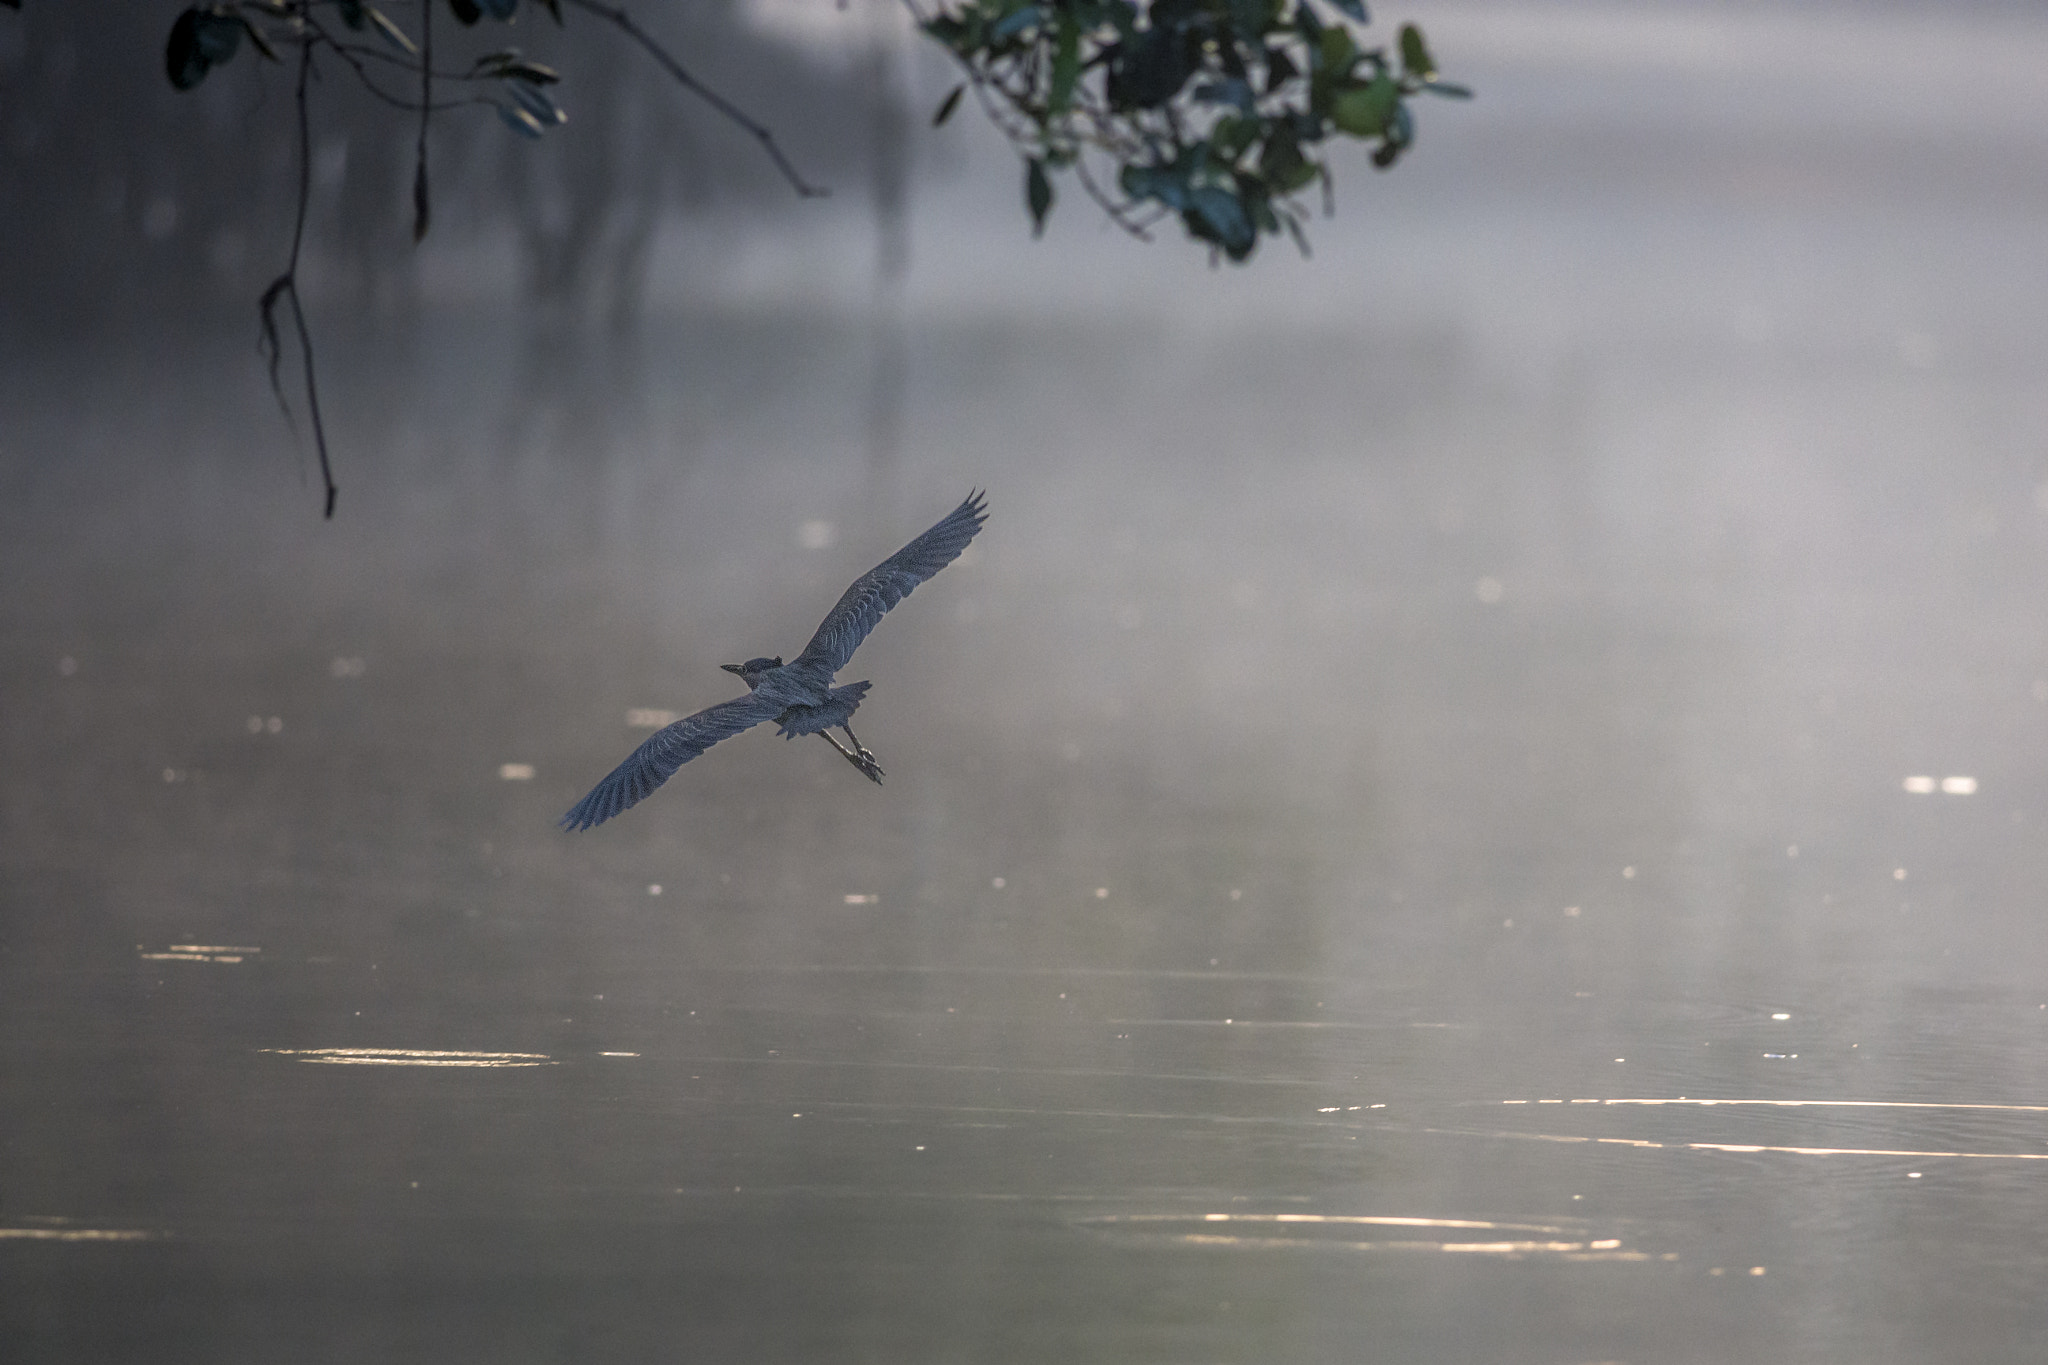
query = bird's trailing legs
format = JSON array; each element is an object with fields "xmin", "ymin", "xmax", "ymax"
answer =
[{"xmin": 820, "ymin": 727, "xmax": 885, "ymax": 784}]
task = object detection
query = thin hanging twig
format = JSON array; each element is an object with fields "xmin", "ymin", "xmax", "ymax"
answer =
[
  {"xmin": 413, "ymin": 0, "xmax": 432, "ymax": 240},
  {"xmin": 228, "ymin": 0, "xmax": 824, "ymax": 518},
  {"xmin": 257, "ymin": 38, "xmax": 338, "ymax": 519}
]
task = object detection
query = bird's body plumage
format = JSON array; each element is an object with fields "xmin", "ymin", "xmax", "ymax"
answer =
[
  {"xmin": 561, "ymin": 491, "xmax": 986, "ymax": 831},
  {"xmin": 773, "ymin": 680, "xmax": 872, "ymax": 739}
]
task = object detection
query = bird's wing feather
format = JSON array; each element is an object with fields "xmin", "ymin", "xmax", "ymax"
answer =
[
  {"xmin": 560, "ymin": 693, "xmax": 780, "ymax": 831},
  {"xmin": 791, "ymin": 490, "xmax": 987, "ymax": 684}
]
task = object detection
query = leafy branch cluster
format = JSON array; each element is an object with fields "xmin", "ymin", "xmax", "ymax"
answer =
[
  {"xmin": 58, "ymin": 0, "xmax": 1467, "ymax": 515},
  {"xmin": 155, "ymin": 0, "xmax": 822, "ymax": 517},
  {"xmin": 168, "ymin": 1, "xmax": 570, "ymax": 136},
  {"xmin": 916, "ymin": 0, "xmax": 1467, "ymax": 260},
  {"xmin": 166, "ymin": 0, "xmax": 577, "ymax": 516}
]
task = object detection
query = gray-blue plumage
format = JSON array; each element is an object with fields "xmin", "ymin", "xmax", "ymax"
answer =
[
  {"xmin": 561, "ymin": 491, "xmax": 987, "ymax": 831},
  {"xmin": 775, "ymin": 679, "xmax": 871, "ymax": 739},
  {"xmin": 783, "ymin": 491, "xmax": 990, "ymax": 692},
  {"xmin": 558, "ymin": 693, "xmax": 782, "ymax": 831}
]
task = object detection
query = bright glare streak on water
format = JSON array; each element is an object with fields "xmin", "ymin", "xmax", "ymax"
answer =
[{"xmin": 261, "ymin": 1049, "xmax": 556, "ymax": 1068}]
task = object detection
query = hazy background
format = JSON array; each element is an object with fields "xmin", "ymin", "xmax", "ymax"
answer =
[{"xmin": 6, "ymin": 2, "xmax": 2048, "ymax": 1361}]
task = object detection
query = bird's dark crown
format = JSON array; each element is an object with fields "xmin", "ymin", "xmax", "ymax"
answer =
[{"xmin": 721, "ymin": 656, "xmax": 784, "ymax": 688}]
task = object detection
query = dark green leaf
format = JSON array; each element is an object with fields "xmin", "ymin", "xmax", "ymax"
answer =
[
  {"xmin": 1262, "ymin": 44, "xmax": 1296, "ymax": 90},
  {"xmin": 448, "ymin": 0, "xmax": 482, "ymax": 24},
  {"xmin": 191, "ymin": 10, "xmax": 242, "ymax": 64},
  {"xmin": 1209, "ymin": 113, "xmax": 1256, "ymax": 161},
  {"xmin": 1257, "ymin": 125, "xmax": 1318, "ymax": 193},
  {"xmin": 1397, "ymin": 23, "xmax": 1434, "ymax": 79},
  {"xmin": 922, "ymin": 14, "xmax": 974, "ymax": 53},
  {"xmin": 1328, "ymin": 71, "xmax": 1396, "ymax": 136},
  {"xmin": 1120, "ymin": 160, "xmax": 1190, "ymax": 210},
  {"xmin": 164, "ymin": 8, "xmax": 244, "ymax": 90},
  {"xmin": 1194, "ymin": 77, "xmax": 1255, "ymax": 113},
  {"xmin": 497, "ymin": 102, "xmax": 547, "ymax": 138},
  {"xmin": 1026, "ymin": 158, "xmax": 1053, "ymax": 235},
  {"xmin": 1328, "ymin": 0, "xmax": 1368, "ymax": 20},
  {"xmin": 165, "ymin": 9, "xmax": 211, "ymax": 90},
  {"xmin": 1418, "ymin": 80, "xmax": 1472, "ymax": 99},
  {"xmin": 505, "ymin": 77, "xmax": 567, "ymax": 126},
  {"xmin": 508, "ymin": 60, "xmax": 560, "ymax": 84},
  {"xmin": 1186, "ymin": 186, "xmax": 1255, "ymax": 258},
  {"xmin": 932, "ymin": 84, "xmax": 966, "ymax": 127},
  {"xmin": 366, "ymin": 7, "xmax": 418, "ymax": 55},
  {"xmin": 1107, "ymin": 26, "xmax": 1195, "ymax": 110},
  {"xmin": 1048, "ymin": 18, "xmax": 1081, "ymax": 115},
  {"xmin": 1224, "ymin": 0, "xmax": 1273, "ymax": 41},
  {"xmin": 988, "ymin": 6, "xmax": 1043, "ymax": 42},
  {"xmin": 1315, "ymin": 26, "xmax": 1357, "ymax": 76},
  {"xmin": 1102, "ymin": 0, "xmax": 1141, "ymax": 38}
]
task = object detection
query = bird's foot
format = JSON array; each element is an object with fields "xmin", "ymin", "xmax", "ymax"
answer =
[{"xmin": 821, "ymin": 731, "xmax": 885, "ymax": 784}]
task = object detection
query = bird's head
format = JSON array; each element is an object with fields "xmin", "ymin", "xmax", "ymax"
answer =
[{"xmin": 721, "ymin": 656, "xmax": 784, "ymax": 690}]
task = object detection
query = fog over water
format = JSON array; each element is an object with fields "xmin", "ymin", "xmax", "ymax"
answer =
[{"xmin": 6, "ymin": 2, "xmax": 2048, "ymax": 1361}]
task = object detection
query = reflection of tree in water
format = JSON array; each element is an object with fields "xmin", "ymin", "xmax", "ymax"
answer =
[
  {"xmin": 511, "ymin": 49, "xmax": 703, "ymax": 334},
  {"xmin": 491, "ymin": 45, "xmax": 692, "ymax": 563},
  {"xmin": 492, "ymin": 318, "xmax": 665, "ymax": 565},
  {"xmin": 864, "ymin": 4, "xmax": 911, "ymax": 490}
]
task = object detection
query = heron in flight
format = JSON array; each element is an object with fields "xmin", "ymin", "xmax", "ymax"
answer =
[{"xmin": 561, "ymin": 491, "xmax": 988, "ymax": 831}]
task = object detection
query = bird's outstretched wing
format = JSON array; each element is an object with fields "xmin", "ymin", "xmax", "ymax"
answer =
[
  {"xmin": 561, "ymin": 693, "xmax": 781, "ymax": 831},
  {"xmin": 790, "ymin": 490, "xmax": 987, "ymax": 686}
]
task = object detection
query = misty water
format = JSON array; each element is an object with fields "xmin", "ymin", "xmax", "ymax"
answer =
[{"xmin": 7, "ymin": 3, "xmax": 2048, "ymax": 1361}]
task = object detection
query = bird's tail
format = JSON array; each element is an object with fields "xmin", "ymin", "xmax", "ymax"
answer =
[{"xmin": 774, "ymin": 680, "xmax": 873, "ymax": 739}]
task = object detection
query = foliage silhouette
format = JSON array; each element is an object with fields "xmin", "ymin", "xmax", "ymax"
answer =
[{"xmin": 0, "ymin": 2, "xmax": 1463, "ymax": 514}]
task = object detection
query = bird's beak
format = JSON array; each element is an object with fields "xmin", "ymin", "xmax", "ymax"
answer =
[{"xmin": 720, "ymin": 663, "xmax": 744, "ymax": 675}]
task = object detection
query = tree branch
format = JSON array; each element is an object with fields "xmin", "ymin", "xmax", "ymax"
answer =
[
  {"xmin": 413, "ymin": 0, "xmax": 431, "ymax": 240},
  {"xmin": 565, "ymin": 0, "xmax": 828, "ymax": 199},
  {"xmin": 1070, "ymin": 154, "xmax": 1154, "ymax": 241},
  {"xmin": 299, "ymin": 19, "xmax": 475, "ymax": 114},
  {"xmin": 258, "ymin": 38, "xmax": 337, "ymax": 520}
]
